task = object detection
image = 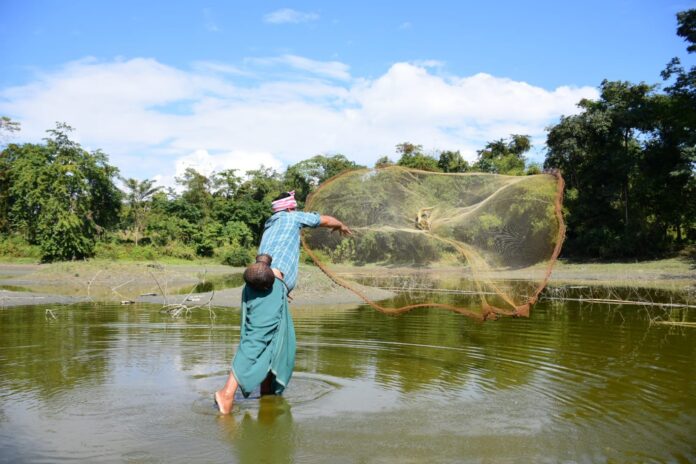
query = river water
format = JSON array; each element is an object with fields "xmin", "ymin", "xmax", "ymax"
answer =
[{"xmin": 0, "ymin": 292, "xmax": 694, "ymax": 463}]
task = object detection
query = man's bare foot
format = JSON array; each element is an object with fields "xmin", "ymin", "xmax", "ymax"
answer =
[{"xmin": 215, "ymin": 390, "xmax": 234, "ymax": 414}]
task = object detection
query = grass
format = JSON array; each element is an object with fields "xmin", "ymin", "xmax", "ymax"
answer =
[
  {"xmin": 0, "ymin": 236, "xmax": 255, "ymax": 266},
  {"xmin": 546, "ymin": 258, "xmax": 695, "ymax": 289}
]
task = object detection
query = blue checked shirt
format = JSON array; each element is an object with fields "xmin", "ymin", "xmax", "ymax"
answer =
[{"xmin": 258, "ymin": 211, "xmax": 321, "ymax": 291}]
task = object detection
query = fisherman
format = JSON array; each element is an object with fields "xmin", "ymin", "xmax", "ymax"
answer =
[{"xmin": 215, "ymin": 191, "xmax": 351, "ymax": 414}]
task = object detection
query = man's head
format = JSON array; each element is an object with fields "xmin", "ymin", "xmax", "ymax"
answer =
[
  {"xmin": 243, "ymin": 254, "xmax": 275, "ymax": 291},
  {"xmin": 271, "ymin": 191, "xmax": 297, "ymax": 213}
]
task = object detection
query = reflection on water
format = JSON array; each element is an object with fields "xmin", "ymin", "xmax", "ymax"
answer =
[
  {"xmin": 350, "ymin": 271, "xmax": 696, "ymax": 309},
  {"xmin": 0, "ymin": 292, "xmax": 695, "ymax": 462}
]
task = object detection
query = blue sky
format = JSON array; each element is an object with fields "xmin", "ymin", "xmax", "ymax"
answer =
[{"xmin": 1, "ymin": 0, "xmax": 693, "ymax": 185}]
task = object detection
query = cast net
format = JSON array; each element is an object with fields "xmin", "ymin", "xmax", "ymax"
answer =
[{"xmin": 302, "ymin": 166, "xmax": 565, "ymax": 320}]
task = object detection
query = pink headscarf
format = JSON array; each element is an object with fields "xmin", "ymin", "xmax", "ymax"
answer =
[{"xmin": 271, "ymin": 191, "xmax": 298, "ymax": 212}]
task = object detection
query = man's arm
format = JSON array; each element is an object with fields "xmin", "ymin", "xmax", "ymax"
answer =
[{"xmin": 319, "ymin": 215, "xmax": 352, "ymax": 236}]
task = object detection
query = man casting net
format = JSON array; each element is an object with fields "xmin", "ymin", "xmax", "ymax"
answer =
[{"xmin": 302, "ymin": 166, "xmax": 565, "ymax": 320}]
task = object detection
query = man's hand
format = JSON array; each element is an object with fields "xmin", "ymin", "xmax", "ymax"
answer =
[
  {"xmin": 332, "ymin": 222, "xmax": 352, "ymax": 236},
  {"xmin": 320, "ymin": 215, "xmax": 352, "ymax": 236}
]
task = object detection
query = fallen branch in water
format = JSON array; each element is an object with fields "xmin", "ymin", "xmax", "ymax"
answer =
[
  {"xmin": 163, "ymin": 290, "xmax": 216, "ymax": 318},
  {"xmin": 155, "ymin": 268, "xmax": 216, "ymax": 319}
]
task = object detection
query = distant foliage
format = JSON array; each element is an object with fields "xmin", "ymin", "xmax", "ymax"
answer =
[
  {"xmin": 473, "ymin": 135, "xmax": 530, "ymax": 176},
  {"xmin": 218, "ymin": 243, "xmax": 253, "ymax": 267},
  {"xmin": 1, "ymin": 10, "xmax": 693, "ymax": 263},
  {"xmin": 1, "ymin": 123, "xmax": 121, "ymax": 261},
  {"xmin": 544, "ymin": 8, "xmax": 696, "ymax": 259}
]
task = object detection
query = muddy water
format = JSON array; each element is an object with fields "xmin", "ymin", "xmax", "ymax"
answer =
[{"xmin": 0, "ymin": 294, "xmax": 695, "ymax": 463}]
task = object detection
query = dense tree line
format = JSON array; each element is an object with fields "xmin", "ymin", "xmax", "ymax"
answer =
[
  {"xmin": 544, "ymin": 9, "xmax": 696, "ymax": 258},
  {"xmin": 0, "ymin": 123, "xmax": 538, "ymax": 263},
  {"xmin": 0, "ymin": 124, "xmax": 367, "ymax": 263},
  {"xmin": 1, "ymin": 9, "xmax": 693, "ymax": 263}
]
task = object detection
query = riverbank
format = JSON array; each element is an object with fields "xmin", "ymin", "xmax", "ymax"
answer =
[
  {"xmin": 0, "ymin": 258, "xmax": 693, "ymax": 308},
  {"xmin": 0, "ymin": 261, "xmax": 394, "ymax": 308}
]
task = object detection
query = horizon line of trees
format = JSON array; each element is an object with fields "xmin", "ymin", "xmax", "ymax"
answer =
[
  {"xmin": 1, "ymin": 9, "xmax": 694, "ymax": 263},
  {"xmin": 0, "ymin": 121, "xmax": 541, "ymax": 263}
]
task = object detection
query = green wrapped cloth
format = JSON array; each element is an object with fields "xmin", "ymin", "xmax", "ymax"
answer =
[{"xmin": 232, "ymin": 278, "xmax": 296, "ymax": 397}]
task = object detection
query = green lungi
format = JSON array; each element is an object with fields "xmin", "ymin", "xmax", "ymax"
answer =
[{"xmin": 232, "ymin": 278, "xmax": 296, "ymax": 397}]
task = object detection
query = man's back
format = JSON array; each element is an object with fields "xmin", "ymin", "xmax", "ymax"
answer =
[{"xmin": 258, "ymin": 211, "xmax": 320, "ymax": 290}]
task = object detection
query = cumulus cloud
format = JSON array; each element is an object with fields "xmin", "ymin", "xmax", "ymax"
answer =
[
  {"xmin": 263, "ymin": 8, "xmax": 319, "ymax": 24},
  {"xmin": 176, "ymin": 149, "xmax": 282, "ymax": 178},
  {"xmin": 0, "ymin": 56, "xmax": 598, "ymax": 184}
]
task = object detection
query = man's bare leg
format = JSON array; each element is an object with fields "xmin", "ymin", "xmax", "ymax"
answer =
[
  {"xmin": 260, "ymin": 372, "xmax": 276, "ymax": 396},
  {"xmin": 215, "ymin": 371, "xmax": 239, "ymax": 414}
]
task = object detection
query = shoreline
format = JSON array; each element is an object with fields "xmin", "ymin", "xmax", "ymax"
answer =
[
  {"xmin": 0, "ymin": 258, "xmax": 693, "ymax": 308},
  {"xmin": 0, "ymin": 261, "xmax": 395, "ymax": 308}
]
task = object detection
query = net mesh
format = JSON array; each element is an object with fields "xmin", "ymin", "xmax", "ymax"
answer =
[{"xmin": 302, "ymin": 166, "xmax": 566, "ymax": 320}]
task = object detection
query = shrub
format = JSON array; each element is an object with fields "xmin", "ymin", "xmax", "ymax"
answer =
[
  {"xmin": 0, "ymin": 235, "xmax": 41, "ymax": 259},
  {"xmin": 161, "ymin": 241, "xmax": 196, "ymax": 260},
  {"xmin": 218, "ymin": 243, "xmax": 253, "ymax": 267},
  {"xmin": 93, "ymin": 241, "xmax": 122, "ymax": 260}
]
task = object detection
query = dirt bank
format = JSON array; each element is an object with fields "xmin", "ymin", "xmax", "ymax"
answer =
[
  {"xmin": 1, "ymin": 258, "xmax": 693, "ymax": 308},
  {"xmin": 0, "ymin": 261, "xmax": 394, "ymax": 308}
]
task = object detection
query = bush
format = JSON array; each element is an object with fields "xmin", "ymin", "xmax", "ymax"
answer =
[
  {"xmin": 93, "ymin": 241, "xmax": 122, "ymax": 260},
  {"xmin": 195, "ymin": 240, "xmax": 216, "ymax": 257},
  {"xmin": 161, "ymin": 242, "xmax": 196, "ymax": 260},
  {"xmin": 0, "ymin": 235, "xmax": 41, "ymax": 259},
  {"xmin": 223, "ymin": 221, "xmax": 254, "ymax": 247},
  {"xmin": 218, "ymin": 243, "xmax": 253, "ymax": 267},
  {"xmin": 93, "ymin": 242, "xmax": 159, "ymax": 261},
  {"xmin": 328, "ymin": 238, "xmax": 355, "ymax": 263}
]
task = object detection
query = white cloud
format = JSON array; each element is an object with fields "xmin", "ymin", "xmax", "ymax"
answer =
[
  {"xmin": 271, "ymin": 55, "xmax": 350, "ymax": 80},
  {"xmin": 176, "ymin": 149, "xmax": 282, "ymax": 178},
  {"xmin": 412, "ymin": 59, "xmax": 445, "ymax": 69},
  {"xmin": 192, "ymin": 61, "xmax": 253, "ymax": 77},
  {"xmin": 263, "ymin": 8, "xmax": 319, "ymax": 24},
  {"xmin": 0, "ymin": 56, "xmax": 598, "ymax": 182}
]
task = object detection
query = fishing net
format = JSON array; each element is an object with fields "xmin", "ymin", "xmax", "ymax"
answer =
[{"xmin": 302, "ymin": 166, "xmax": 565, "ymax": 320}]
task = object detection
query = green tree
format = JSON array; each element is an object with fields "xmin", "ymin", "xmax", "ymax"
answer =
[
  {"xmin": 0, "ymin": 117, "xmax": 21, "ymax": 231},
  {"xmin": 210, "ymin": 169, "xmax": 243, "ymax": 226},
  {"xmin": 212, "ymin": 168, "xmax": 242, "ymax": 199},
  {"xmin": 544, "ymin": 80, "xmax": 690, "ymax": 257},
  {"xmin": 3, "ymin": 123, "xmax": 121, "ymax": 261},
  {"xmin": 120, "ymin": 178, "xmax": 162, "ymax": 246},
  {"xmin": 660, "ymin": 8, "xmax": 696, "ymax": 242},
  {"xmin": 473, "ymin": 134, "xmax": 530, "ymax": 175},
  {"xmin": 544, "ymin": 9, "xmax": 695, "ymax": 258},
  {"xmin": 232, "ymin": 167, "xmax": 284, "ymax": 242},
  {"xmin": 395, "ymin": 142, "xmax": 441, "ymax": 171},
  {"xmin": 437, "ymin": 150, "xmax": 469, "ymax": 173},
  {"xmin": 173, "ymin": 168, "xmax": 213, "ymax": 223},
  {"xmin": 284, "ymin": 154, "xmax": 362, "ymax": 202},
  {"xmin": 374, "ymin": 156, "xmax": 393, "ymax": 168}
]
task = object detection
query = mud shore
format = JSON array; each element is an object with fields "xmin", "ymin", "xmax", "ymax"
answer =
[
  {"xmin": 1, "ymin": 258, "xmax": 693, "ymax": 308},
  {"xmin": 0, "ymin": 261, "xmax": 394, "ymax": 308}
]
